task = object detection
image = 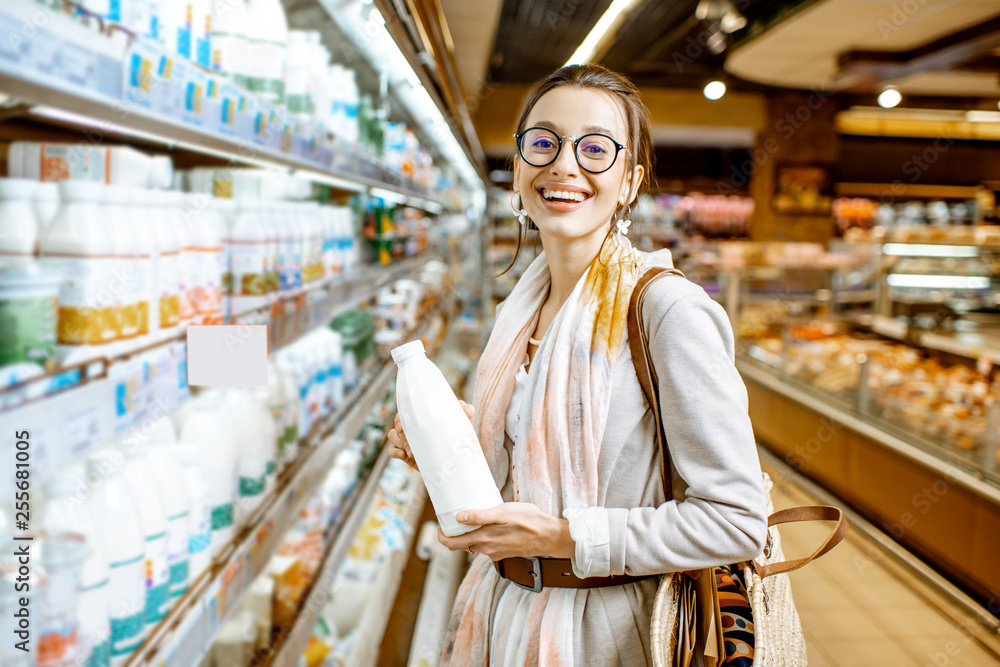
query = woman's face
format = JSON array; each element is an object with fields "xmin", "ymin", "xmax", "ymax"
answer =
[{"xmin": 514, "ymin": 86, "xmax": 642, "ymax": 247}]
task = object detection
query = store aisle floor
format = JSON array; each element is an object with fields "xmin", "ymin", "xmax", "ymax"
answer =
[{"xmin": 762, "ymin": 458, "xmax": 1000, "ymax": 667}]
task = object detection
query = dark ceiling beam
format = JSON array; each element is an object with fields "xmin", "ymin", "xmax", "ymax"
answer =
[{"xmin": 834, "ymin": 13, "xmax": 1000, "ymax": 91}]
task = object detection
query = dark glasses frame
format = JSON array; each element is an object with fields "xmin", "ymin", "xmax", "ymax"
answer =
[{"xmin": 513, "ymin": 126, "xmax": 629, "ymax": 174}]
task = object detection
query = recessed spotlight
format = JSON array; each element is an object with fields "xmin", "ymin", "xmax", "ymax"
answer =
[
  {"xmin": 703, "ymin": 81, "xmax": 727, "ymax": 100},
  {"xmin": 877, "ymin": 88, "xmax": 902, "ymax": 108}
]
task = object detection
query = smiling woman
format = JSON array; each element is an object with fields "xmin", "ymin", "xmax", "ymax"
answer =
[{"xmin": 387, "ymin": 64, "xmax": 767, "ymax": 667}]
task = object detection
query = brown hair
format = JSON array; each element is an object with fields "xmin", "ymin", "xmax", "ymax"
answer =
[{"xmin": 500, "ymin": 64, "xmax": 654, "ymax": 274}]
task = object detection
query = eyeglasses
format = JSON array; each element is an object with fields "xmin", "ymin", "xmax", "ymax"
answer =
[{"xmin": 513, "ymin": 127, "xmax": 628, "ymax": 174}]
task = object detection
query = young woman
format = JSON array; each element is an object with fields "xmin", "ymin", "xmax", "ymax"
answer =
[{"xmin": 387, "ymin": 64, "xmax": 767, "ymax": 666}]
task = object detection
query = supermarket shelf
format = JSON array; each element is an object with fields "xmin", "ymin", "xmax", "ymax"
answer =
[
  {"xmin": 231, "ymin": 252, "xmax": 444, "ymax": 326},
  {"xmin": 842, "ymin": 312, "xmax": 1000, "ymax": 365},
  {"xmin": 268, "ymin": 445, "xmax": 394, "ymax": 667},
  {"xmin": 345, "ymin": 478, "xmax": 427, "ymax": 667},
  {"xmin": 0, "ymin": 1, "xmax": 447, "ymax": 213},
  {"xmin": 130, "ymin": 360, "xmax": 398, "ymax": 666},
  {"xmin": 736, "ymin": 357, "xmax": 1000, "ymax": 505}
]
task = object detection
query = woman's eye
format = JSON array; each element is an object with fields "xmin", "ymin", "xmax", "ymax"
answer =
[
  {"xmin": 582, "ymin": 143, "xmax": 609, "ymax": 155},
  {"xmin": 532, "ymin": 139, "xmax": 554, "ymax": 149}
]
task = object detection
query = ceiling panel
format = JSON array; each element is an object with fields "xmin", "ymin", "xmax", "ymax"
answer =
[
  {"xmin": 727, "ymin": 0, "xmax": 1000, "ymax": 95},
  {"xmin": 439, "ymin": 0, "xmax": 504, "ymax": 103}
]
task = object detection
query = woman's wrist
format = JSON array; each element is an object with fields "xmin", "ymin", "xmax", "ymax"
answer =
[{"xmin": 544, "ymin": 517, "xmax": 576, "ymax": 559}]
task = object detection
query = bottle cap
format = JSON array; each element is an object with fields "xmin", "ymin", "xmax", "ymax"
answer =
[{"xmin": 390, "ymin": 340, "xmax": 425, "ymax": 364}]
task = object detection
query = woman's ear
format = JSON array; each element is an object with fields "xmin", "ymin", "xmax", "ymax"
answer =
[{"xmin": 622, "ymin": 164, "xmax": 644, "ymax": 204}]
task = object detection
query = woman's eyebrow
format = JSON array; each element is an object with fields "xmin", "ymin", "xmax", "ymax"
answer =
[{"xmin": 531, "ymin": 121, "xmax": 617, "ymax": 136}]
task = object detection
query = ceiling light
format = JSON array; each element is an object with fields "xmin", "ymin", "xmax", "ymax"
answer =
[
  {"xmin": 877, "ymin": 88, "xmax": 902, "ymax": 109},
  {"xmin": 965, "ymin": 110, "xmax": 1000, "ymax": 123},
  {"xmin": 695, "ymin": 0, "xmax": 728, "ymax": 20},
  {"xmin": 720, "ymin": 9, "xmax": 747, "ymax": 33},
  {"xmin": 703, "ymin": 81, "xmax": 727, "ymax": 100},
  {"xmin": 564, "ymin": 0, "xmax": 641, "ymax": 66}
]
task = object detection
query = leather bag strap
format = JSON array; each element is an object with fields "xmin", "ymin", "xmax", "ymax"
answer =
[
  {"xmin": 756, "ymin": 505, "xmax": 849, "ymax": 578},
  {"xmin": 627, "ymin": 266, "xmax": 685, "ymax": 501}
]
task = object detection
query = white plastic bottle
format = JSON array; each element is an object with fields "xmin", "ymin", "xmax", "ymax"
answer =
[
  {"xmin": 173, "ymin": 444, "xmax": 212, "ymax": 583},
  {"xmin": 392, "ymin": 340, "xmax": 503, "ymax": 536},
  {"xmin": 229, "ymin": 198, "xmax": 269, "ymax": 313},
  {"xmin": 210, "ymin": 0, "xmax": 251, "ymax": 88},
  {"xmin": 169, "ymin": 191, "xmax": 197, "ymax": 326},
  {"xmin": 316, "ymin": 328, "xmax": 344, "ymax": 410},
  {"xmin": 41, "ymin": 466, "xmax": 111, "ymax": 667},
  {"xmin": 212, "ymin": 197, "xmax": 236, "ymax": 319},
  {"xmin": 180, "ymin": 392, "xmax": 237, "ymax": 554},
  {"xmin": 0, "ymin": 178, "xmax": 39, "ymax": 258},
  {"xmin": 252, "ymin": 386, "xmax": 279, "ymax": 491},
  {"xmin": 145, "ymin": 424, "xmax": 191, "ymax": 602},
  {"xmin": 34, "ymin": 182, "xmax": 60, "ymax": 231},
  {"xmin": 245, "ymin": 0, "xmax": 289, "ymax": 105},
  {"xmin": 104, "ymin": 186, "xmax": 142, "ymax": 350},
  {"xmin": 224, "ymin": 388, "xmax": 268, "ymax": 515},
  {"xmin": 40, "ymin": 181, "xmax": 118, "ymax": 365},
  {"xmin": 127, "ymin": 186, "xmax": 157, "ymax": 341},
  {"xmin": 86, "ymin": 450, "xmax": 146, "ymax": 665},
  {"xmin": 285, "ymin": 31, "xmax": 312, "ymax": 115},
  {"xmin": 119, "ymin": 439, "xmax": 171, "ymax": 626},
  {"xmin": 150, "ymin": 189, "xmax": 182, "ymax": 337}
]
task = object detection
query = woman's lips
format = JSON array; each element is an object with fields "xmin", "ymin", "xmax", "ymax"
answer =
[{"xmin": 536, "ymin": 188, "xmax": 591, "ymax": 213}]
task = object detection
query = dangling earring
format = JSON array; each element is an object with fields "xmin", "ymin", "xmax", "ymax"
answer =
[
  {"xmin": 614, "ymin": 204, "xmax": 633, "ymax": 245},
  {"xmin": 510, "ymin": 192, "xmax": 528, "ymax": 226}
]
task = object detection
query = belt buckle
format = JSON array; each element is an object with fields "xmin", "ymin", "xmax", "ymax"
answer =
[{"xmin": 513, "ymin": 557, "xmax": 543, "ymax": 593}]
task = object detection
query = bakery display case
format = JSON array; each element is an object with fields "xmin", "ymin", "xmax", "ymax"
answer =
[{"xmin": 717, "ymin": 239, "xmax": 1000, "ymax": 604}]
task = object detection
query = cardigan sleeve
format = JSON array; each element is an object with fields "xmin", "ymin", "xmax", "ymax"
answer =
[{"xmin": 564, "ymin": 285, "xmax": 767, "ymax": 578}]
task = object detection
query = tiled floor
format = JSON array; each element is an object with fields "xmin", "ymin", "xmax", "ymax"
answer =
[{"xmin": 764, "ymin": 463, "xmax": 1000, "ymax": 667}]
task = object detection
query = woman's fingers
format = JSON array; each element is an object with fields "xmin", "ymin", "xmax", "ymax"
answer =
[{"xmin": 458, "ymin": 400, "xmax": 475, "ymax": 422}]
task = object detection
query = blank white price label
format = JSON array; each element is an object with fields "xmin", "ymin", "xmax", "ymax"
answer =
[{"xmin": 187, "ymin": 325, "xmax": 268, "ymax": 386}]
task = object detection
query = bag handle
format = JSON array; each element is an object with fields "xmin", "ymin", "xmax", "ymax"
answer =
[
  {"xmin": 627, "ymin": 267, "xmax": 849, "ymax": 575},
  {"xmin": 755, "ymin": 505, "xmax": 849, "ymax": 578}
]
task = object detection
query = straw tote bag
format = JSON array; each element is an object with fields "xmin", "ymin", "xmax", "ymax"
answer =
[{"xmin": 627, "ymin": 267, "xmax": 849, "ymax": 667}]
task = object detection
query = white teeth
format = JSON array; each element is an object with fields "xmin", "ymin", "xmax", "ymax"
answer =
[{"xmin": 541, "ymin": 189, "xmax": 588, "ymax": 202}]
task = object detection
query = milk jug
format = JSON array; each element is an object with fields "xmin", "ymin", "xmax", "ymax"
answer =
[{"xmin": 392, "ymin": 340, "xmax": 502, "ymax": 536}]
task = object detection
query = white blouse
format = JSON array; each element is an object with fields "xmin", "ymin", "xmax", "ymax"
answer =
[{"xmin": 503, "ymin": 355, "xmax": 529, "ymax": 443}]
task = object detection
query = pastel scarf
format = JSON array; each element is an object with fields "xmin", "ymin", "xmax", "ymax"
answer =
[{"xmin": 442, "ymin": 240, "xmax": 646, "ymax": 665}]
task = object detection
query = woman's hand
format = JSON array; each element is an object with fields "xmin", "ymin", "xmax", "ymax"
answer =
[
  {"xmin": 437, "ymin": 502, "xmax": 575, "ymax": 561},
  {"xmin": 387, "ymin": 400, "xmax": 476, "ymax": 471}
]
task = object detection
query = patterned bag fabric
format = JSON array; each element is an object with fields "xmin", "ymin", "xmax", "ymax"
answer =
[{"xmin": 716, "ymin": 563, "xmax": 754, "ymax": 667}]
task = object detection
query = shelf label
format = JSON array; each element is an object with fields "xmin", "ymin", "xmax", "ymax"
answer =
[
  {"xmin": 0, "ymin": 12, "xmax": 27, "ymax": 63},
  {"xmin": 26, "ymin": 27, "xmax": 59, "ymax": 75},
  {"xmin": 59, "ymin": 40, "xmax": 96, "ymax": 87}
]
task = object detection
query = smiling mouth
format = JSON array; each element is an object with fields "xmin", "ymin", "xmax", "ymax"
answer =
[{"xmin": 538, "ymin": 187, "xmax": 592, "ymax": 204}]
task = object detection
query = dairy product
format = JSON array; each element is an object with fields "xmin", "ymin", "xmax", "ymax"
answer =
[
  {"xmin": 210, "ymin": 0, "xmax": 251, "ymax": 88},
  {"xmin": 40, "ymin": 181, "xmax": 118, "ymax": 364},
  {"xmin": 34, "ymin": 182, "xmax": 60, "ymax": 231},
  {"xmin": 151, "ymin": 190, "xmax": 182, "ymax": 333},
  {"xmin": 42, "ymin": 467, "xmax": 110, "ymax": 667},
  {"xmin": 145, "ymin": 424, "xmax": 191, "ymax": 601},
  {"xmin": 189, "ymin": 193, "xmax": 225, "ymax": 324},
  {"xmin": 245, "ymin": 0, "xmax": 289, "ymax": 105},
  {"xmin": 253, "ymin": 386, "xmax": 279, "ymax": 490},
  {"xmin": 179, "ymin": 392, "xmax": 238, "ymax": 553},
  {"xmin": 224, "ymin": 389, "xmax": 268, "ymax": 514},
  {"xmin": 36, "ymin": 532, "xmax": 89, "ymax": 667},
  {"xmin": 104, "ymin": 186, "xmax": 142, "ymax": 348},
  {"xmin": 126, "ymin": 187, "xmax": 157, "ymax": 339},
  {"xmin": 229, "ymin": 198, "xmax": 270, "ymax": 313},
  {"xmin": 392, "ymin": 340, "xmax": 503, "ymax": 536},
  {"xmin": 173, "ymin": 444, "xmax": 212, "ymax": 583},
  {"xmin": 0, "ymin": 260, "xmax": 61, "ymax": 370},
  {"xmin": 0, "ymin": 178, "xmax": 39, "ymax": 257},
  {"xmin": 119, "ymin": 440, "xmax": 171, "ymax": 626},
  {"xmin": 86, "ymin": 450, "xmax": 146, "ymax": 664}
]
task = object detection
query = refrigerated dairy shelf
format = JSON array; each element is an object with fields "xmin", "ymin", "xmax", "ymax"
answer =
[
  {"xmin": 125, "ymin": 294, "xmax": 452, "ymax": 666},
  {"xmin": 0, "ymin": 0, "xmax": 449, "ymax": 213}
]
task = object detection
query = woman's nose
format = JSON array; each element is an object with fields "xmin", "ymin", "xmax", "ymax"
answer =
[{"xmin": 549, "ymin": 140, "xmax": 579, "ymax": 177}]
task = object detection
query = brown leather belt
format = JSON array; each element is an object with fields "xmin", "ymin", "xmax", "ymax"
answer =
[{"xmin": 494, "ymin": 557, "xmax": 652, "ymax": 592}]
